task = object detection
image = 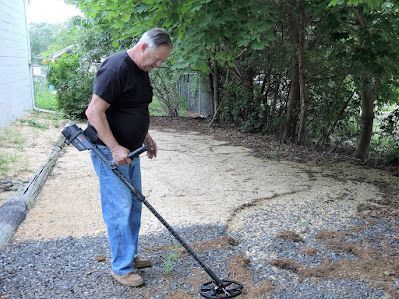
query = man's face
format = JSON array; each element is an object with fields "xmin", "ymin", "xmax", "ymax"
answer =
[{"xmin": 139, "ymin": 44, "xmax": 172, "ymax": 72}]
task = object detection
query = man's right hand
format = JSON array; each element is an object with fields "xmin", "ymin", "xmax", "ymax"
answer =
[{"xmin": 111, "ymin": 145, "xmax": 132, "ymax": 165}]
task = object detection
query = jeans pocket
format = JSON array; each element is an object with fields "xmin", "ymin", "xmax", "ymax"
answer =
[{"xmin": 91, "ymin": 146, "xmax": 113, "ymax": 176}]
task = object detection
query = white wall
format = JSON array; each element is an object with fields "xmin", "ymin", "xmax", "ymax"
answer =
[{"xmin": 0, "ymin": 0, "xmax": 33, "ymax": 128}]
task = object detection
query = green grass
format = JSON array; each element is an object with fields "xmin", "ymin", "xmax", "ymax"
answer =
[
  {"xmin": 34, "ymin": 81, "xmax": 58, "ymax": 111},
  {"xmin": 149, "ymin": 96, "xmax": 189, "ymax": 117},
  {"xmin": 32, "ymin": 110, "xmax": 66, "ymax": 128},
  {"xmin": 149, "ymin": 97, "xmax": 166, "ymax": 116},
  {"xmin": 162, "ymin": 251, "xmax": 180, "ymax": 275},
  {"xmin": 18, "ymin": 118, "xmax": 49, "ymax": 130}
]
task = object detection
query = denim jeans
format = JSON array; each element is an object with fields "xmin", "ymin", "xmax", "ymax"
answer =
[{"xmin": 90, "ymin": 145, "xmax": 143, "ymax": 275}]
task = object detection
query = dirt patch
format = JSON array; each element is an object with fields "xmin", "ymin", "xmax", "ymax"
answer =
[
  {"xmin": 0, "ymin": 112, "xmax": 67, "ymax": 206},
  {"xmin": 228, "ymin": 256, "xmax": 274, "ymax": 298},
  {"xmin": 150, "ymin": 116, "xmax": 399, "ymax": 177},
  {"xmin": 277, "ymin": 230, "xmax": 305, "ymax": 243}
]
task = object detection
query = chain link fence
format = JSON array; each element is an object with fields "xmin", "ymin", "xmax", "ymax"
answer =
[{"xmin": 177, "ymin": 73, "xmax": 213, "ymax": 117}]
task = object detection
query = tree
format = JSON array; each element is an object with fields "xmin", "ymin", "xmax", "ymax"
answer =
[
  {"xmin": 66, "ymin": 0, "xmax": 399, "ymax": 162},
  {"xmin": 327, "ymin": 1, "xmax": 399, "ymax": 159},
  {"xmin": 29, "ymin": 22, "xmax": 61, "ymax": 64}
]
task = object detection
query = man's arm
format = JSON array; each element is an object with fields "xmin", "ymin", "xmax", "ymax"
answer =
[{"xmin": 85, "ymin": 94, "xmax": 131, "ymax": 165}]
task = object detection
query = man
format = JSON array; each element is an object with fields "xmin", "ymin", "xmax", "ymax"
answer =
[{"xmin": 85, "ymin": 28, "xmax": 172, "ymax": 287}]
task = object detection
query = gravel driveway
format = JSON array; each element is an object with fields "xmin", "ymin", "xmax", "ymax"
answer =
[{"xmin": 1, "ymin": 126, "xmax": 398, "ymax": 298}]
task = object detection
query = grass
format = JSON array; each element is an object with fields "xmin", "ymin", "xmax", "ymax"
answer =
[
  {"xmin": 0, "ymin": 127, "xmax": 26, "ymax": 147},
  {"xmin": 162, "ymin": 250, "xmax": 180, "ymax": 275},
  {"xmin": 18, "ymin": 119, "xmax": 49, "ymax": 129},
  {"xmin": 149, "ymin": 97, "xmax": 166, "ymax": 116},
  {"xmin": 149, "ymin": 96, "xmax": 189, "ymax": 117},
  {"xmin": 34, "ymin": 81, "xmax": 58, "ymax": 111},
  {"xmin": 0, "ymin": 151, "xmax": 18, "ymax": 176},
  {"xmin": 161, "ymin": 242, "xmax": 182, "ymax": 275}
]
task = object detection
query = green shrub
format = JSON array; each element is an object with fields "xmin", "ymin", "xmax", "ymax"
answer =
[
  {"xmin": 48, "ymin": 53, "xmax": 93, "ymax": 119},
  {"xmin": 150, "ymin": 68, "xmax": 187, "ymax": 117}
]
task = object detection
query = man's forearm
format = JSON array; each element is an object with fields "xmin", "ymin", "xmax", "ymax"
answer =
[
  {"xmin": 85, "ymin": 96, "xmax": 120, "ymax": 150},
  {"xmin": 88, "ymin": 113, "xmax": 119, "ymax": 150}
]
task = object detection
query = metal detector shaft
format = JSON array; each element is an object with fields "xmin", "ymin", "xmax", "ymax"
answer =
[
  {"xmin": 90, "ymin": 145, "xmax": 223, "ymax": 286},
  {"xmin": 62, "ymin": 124, "xmax": 243, "ymax": 297}
]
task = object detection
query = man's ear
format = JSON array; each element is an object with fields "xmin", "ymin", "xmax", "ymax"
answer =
[{"xmin": 140, "ymin": 43, "xmax": 149, "ymax": 52}]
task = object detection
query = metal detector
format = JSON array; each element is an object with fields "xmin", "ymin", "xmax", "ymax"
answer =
[{"xmin": 61, "ymin": 124, "xmax": 243, "ymax": 298}]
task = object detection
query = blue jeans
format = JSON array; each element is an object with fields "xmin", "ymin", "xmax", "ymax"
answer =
[{"xmin": 90, "ymin": 145, "xmax": 143, "ymax": 275}]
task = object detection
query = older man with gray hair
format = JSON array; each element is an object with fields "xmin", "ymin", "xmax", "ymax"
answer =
[{"xmin": 85, "ymin": 28, "xmax": 172, "ymax": 287}]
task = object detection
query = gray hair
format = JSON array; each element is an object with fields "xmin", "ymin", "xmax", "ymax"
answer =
[{"xmin": 139, "ymin": 28, "xmax": 172, "ymax": 49}]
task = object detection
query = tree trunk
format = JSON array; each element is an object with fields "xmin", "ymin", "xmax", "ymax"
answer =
[
  {"xmin": 354, "ymin": 74, "xmax": 374, "ymax": 160},
  {"xmin": 296, "ymin": 0, "xmax": 306, "ymax": 144},
  {"xmin": 210, "ymin": 61, "xmax": 219, "ymax": 119},
  {"xmin": 267, "ymin": 77, "xmax": 280, "ymax": 132},
  {"xmin": 353, "ymin": 9, "xmax": 375, "ymax": 160},
  {"xmin": 282, "ymin": 0, "xmax": 300, "ymax": 142}
]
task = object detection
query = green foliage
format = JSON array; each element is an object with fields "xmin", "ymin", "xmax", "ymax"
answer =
[
  {"xmin": 29, "ymin": 22, "xmax": 62, "ymax": 64},
  {"xmin": 149, "ymin": 97, "xmax": 165, "ymax": 116},
  {"xmin": 65, "ymin": 0, "xmax": 399, "ymax": 162},
  {"xmin": 328, "ymin": 0, "xmax": 396, "ymax": 9},
  {"xmin": 150, "ymin": 67, "xmax": 188, "ymax": 117},
  {"xmin": 219, "ymin": 77, "xmax": 261, "ymax": 131},
  {"xmin": 48, "ymin": 53, "xmax": 92, "ymax": 118},
  {"xmin": 34, "ymin": 81, "xmax": 58, "ymax": 111},
  {"xmin": 40, "ymin": 17, "xmax": 83, "ymax": 63},
  {"xmin": 71, "ymin": 0, "xmax": 276, "ymax": 73},
  {"xmin": 371, "ymin": 133, "xmax": 399, "ymax": 163},
  {"xmin": 162, "ymin": 250, "xmax": 180, "ymax": 275}
]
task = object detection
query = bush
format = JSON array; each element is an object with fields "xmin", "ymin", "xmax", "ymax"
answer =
[
  {"xmin": 150, "ymin": 68, "xmax": 187, "ymax": 117},
  {"xmin": 48, "ymin": 53, "xmax": 93, "ymax": 119}
]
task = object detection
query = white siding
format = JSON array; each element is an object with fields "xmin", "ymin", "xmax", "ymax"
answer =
[{"xmin": 0, "ymin": 0, "xmax": 33, "ymax": 128}]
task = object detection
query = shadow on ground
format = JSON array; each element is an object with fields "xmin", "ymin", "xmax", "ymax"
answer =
[{"xmin": 0, "ymin": 224, "xmax": 258, "ymax": 298}]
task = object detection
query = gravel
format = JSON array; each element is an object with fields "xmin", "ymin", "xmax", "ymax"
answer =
[
  {"xmin": 0, "ymin": 224, "xmax": 241, "ymax": 298},
  {"xmin": 229, "ymin": 202, "xmax": 397, "ymax": 298}
]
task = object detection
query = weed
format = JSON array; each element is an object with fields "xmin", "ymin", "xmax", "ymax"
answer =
[
  {"xmin": 0, "ymin": 128, "xmax": 26, "ymax": 147},
  {"xmin": 162, "ymin": 242, "xmax": 182, "ymax": 275},
  {"xmin": 19, "ymin": 119, "xmax": 48, "ymax": 129},
  {"xmin": 162, "ymin": 251, "xmax": 180, "ymax": 275},
  {"xmin": 0, "ymin": 151, "xmax": 18, "ymax": 176}
]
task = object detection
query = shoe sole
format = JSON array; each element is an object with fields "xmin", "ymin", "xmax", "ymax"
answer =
[
  {"xmin": 111, "ymin": 273, "xmax": 144, "ymax": 287},
  {"xmin": 134, "ymin": 262, "xmax": 153, "ymax": 269}
]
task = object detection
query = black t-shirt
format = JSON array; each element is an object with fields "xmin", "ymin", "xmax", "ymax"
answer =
[{"xmin": 91, "ymin": 51, "xmax": 153, "ymax": 151}]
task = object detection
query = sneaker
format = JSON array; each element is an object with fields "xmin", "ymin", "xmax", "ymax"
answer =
[
  {"xmin": 111, "ymin": 272, "xmax": 144, "ymax": 287},
  {"xmin": 134, "ymin": 256, "xmax": 153, "ymax": 268}
]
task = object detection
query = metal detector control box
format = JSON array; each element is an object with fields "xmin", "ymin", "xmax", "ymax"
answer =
[{"xmin": 61, "ymin": 123, "xmax": 243, "ymax": 298}]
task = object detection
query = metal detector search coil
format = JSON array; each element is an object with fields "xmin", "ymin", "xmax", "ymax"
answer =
[{"xmin": 61, "ymin": 124, "xmax": 243, "ymax": 298}]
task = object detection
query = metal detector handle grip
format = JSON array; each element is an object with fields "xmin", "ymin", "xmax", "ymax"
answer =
[{"xmin": 127, "ymin": 145, "xmax": 148, "ymax": 159}]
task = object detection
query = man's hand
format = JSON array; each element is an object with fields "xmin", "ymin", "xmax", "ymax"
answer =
[
  {"xmin": 144, "ymin": 133, "xmax": 157, "ymax": 159},
  {"xmin": 111, "ymin": 145, "xmax": 132, "ymax": 165}
]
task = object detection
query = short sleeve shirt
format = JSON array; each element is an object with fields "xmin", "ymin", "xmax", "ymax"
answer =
[{"xmin": 92, "ymin": 51, "xmax": 153, "ymax": 151}]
